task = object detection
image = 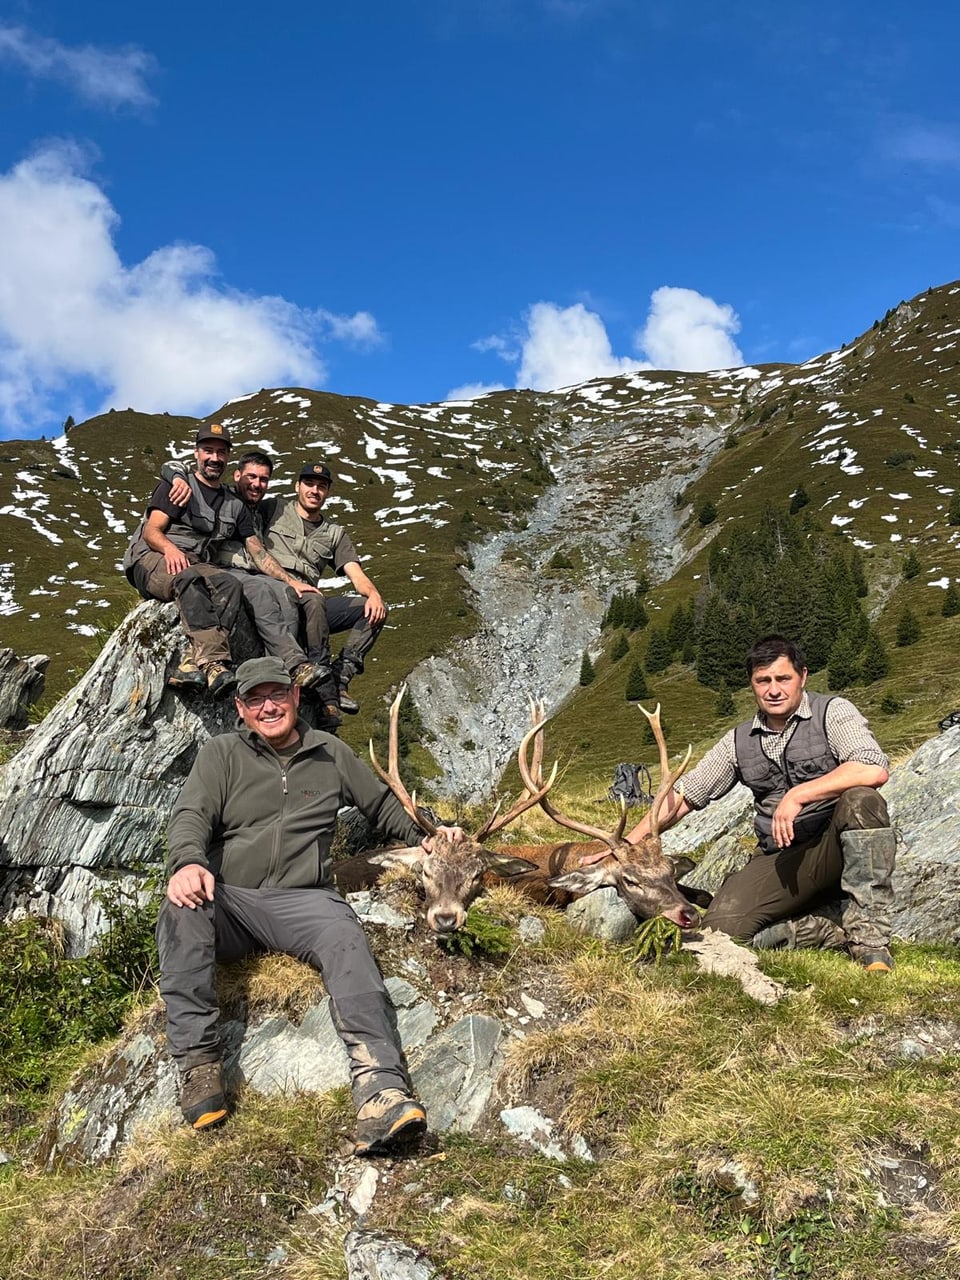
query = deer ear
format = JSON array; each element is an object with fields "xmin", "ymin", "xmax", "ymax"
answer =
[
  {"xmin": 368, "ymin": 847, "xmax": 425, "ymax": 870},
  {"xmin": 548, "ymin": 865, "xmax": 617, "ymax": 893},
  {"xmin": 667, "ymin": 855, "xmax": 695, "ymax": 879},
  {"xmin": 483, "ymin": 853, "xmax": 540, "ymax": 877}
]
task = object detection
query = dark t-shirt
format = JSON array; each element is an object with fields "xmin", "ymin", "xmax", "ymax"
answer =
[
  {"xmin": 299, "ymin": 516, "xmax": 359, "ymax": 573},
  {"xmin": 147, "ymin": 480, "xmax": 256, "ymax": 540}
]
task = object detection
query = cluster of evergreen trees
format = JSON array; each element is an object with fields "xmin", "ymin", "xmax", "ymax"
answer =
[{"xmin": 584, "ymin": 499, "xmax": 957, "ymax": 707}]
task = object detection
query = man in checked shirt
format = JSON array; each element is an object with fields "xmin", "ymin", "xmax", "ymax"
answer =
[{"xmin": 621, "ymin": 634, "xmax": 896, "ymax": 972}]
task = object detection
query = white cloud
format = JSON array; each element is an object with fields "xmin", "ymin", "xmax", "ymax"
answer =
[
  {"xmin": 0, "ymin": 145, "xmax": 381, "ymax": 437},
  {"xmin": 517, "ymin": 301, "xmax": 648, "ymax": 389},
  {"xmin": 638, "ymin": 286, "xmax": 743, "ymax": 371},
  {"xmin": 445, "ymin": 381, "xmax": 508, "ymax": 401},
  {"xmin": 0, "ymin": 23, "xmax": 156, "ymax": 108},
  {"xmin": 885, "ymin": 123, "xmax": 960, "ymax": 170},
  {"xmin": 471, "ymin": 288, "xmax": 743, "ymax": 393}
]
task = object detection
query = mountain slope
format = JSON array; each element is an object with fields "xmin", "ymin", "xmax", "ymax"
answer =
[{"xmin": 0, "ymin": 281, "xmax": 958, "ymax": 792}]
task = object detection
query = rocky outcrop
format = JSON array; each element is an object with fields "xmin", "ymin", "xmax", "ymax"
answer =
[
  {"xmin": 0, "ymin": 647, "xmax": 48, "ymax": 729},
  {"xmin": 0, "ymin": 601, "xmax": 266, "ymax": 952}
]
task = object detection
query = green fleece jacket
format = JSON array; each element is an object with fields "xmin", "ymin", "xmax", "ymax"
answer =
[{"xmin": 166, "ymin": 719, "xmax": 423, "ymax": 888}]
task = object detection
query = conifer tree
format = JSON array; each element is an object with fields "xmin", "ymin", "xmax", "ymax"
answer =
[
  {"xmin": 948, "ymin": 493, "xmax": 960, "ymax": 527},
  {"xmin": 579, "ymin": 651, "xmax": 596, "ymax": 686},
  {"xmin": 610, "ymin": 631, "xmax": 630, "ymax": 663},
  {"xmin": 789, "ymin": 483, "xmax": 809, "ymax": 514},
  {"xmin": 667, "ymin": 602, "xmax": 692, "ymax": 653},
  {"xmin": 626, "ymin": 589, "xmax": 648, "ymax": 631},
  {"xmin": 850, "ymin": 548, "xmax": 869, "ymax": 598},
  {"xmin": 827, "ymin": 633, "xmax": 860, "ymax": 689},
  {"xmin": 903, "ymin": 549, "xmax": 921, "ymax": 580},
  {"xmin": 625, "ymin": 660, "xmax": 650, "ymax": 701},
  {"xmin": 895, "ymin": 605, "xmax": 921, "ymax": 647},
  {"xmin": 943, "ymin": 582, "xmax": 960, "ymax": 618},
  {"xmin": 714, "ymin": 681, "xmax": 736, "ymax": 717},
  {"xmin": 697, "ymin": 499, "xmax": 717, "ymax": 527},
  {"xmin": 859, "ymin": 628, "xmax": 890, "ymax": 683},
  {"xmin": 645, "ymin": 625, "xmax": 673, "ymax": 673}
]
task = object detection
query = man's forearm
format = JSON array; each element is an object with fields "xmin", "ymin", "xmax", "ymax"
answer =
[{"xmin": 788, "ymin": 761, "xmax": 888, "ymax": 808}]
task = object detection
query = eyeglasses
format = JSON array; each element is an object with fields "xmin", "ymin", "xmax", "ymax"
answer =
[{"xmin": 241, "ymin": 688, "xmax": 294, "ymax": 710}]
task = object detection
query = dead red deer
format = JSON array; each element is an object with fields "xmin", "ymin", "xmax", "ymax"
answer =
[
  {"xmin": 355, "ymin": 684, "xmax": 556, "ymax": 933},
  {"xmin": 348, "ymin": 688, "xmax": 702, "ymax": 934},
  {"xmin": 515, "ymin": 699, "xmax": 701, "ymax": 930}
]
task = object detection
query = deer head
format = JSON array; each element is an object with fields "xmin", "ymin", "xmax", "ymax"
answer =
[
  {"xmin": 367, "ymin": 684, "xmax": 556, "ymax": 933},
  {"xmin": 519, "ymin": 700, "xmax": 700, "ymax": 929}
]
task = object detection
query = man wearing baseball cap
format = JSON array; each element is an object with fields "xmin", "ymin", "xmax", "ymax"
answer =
[
  {"xmin": 259, "ymin": 460, "xmax": 388, "ymax": 719},
  {"xmin": 157, "ymin": 654, "xmax": 463, "ymax": 1153},
  {"xmin": 124, "ymin": 426, "xmax": 321, "ymax": 698}
]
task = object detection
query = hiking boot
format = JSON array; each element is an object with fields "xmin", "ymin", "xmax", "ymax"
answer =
[
  {"xmin": 167, "ymin": 657, "xmax": 206, "ymax": 691},
  {"xmin": 353, "ymin": 1088, "xmax": 427, "ymax": 1157},
  {"xmin": 338, "ymin": 684, "xmax": 360, "ymax": 714},
  {"xmin": 180, "ymin": 1061, "xmax": 228, "ymax": 1130},
  {"xmin": 316, "ymin": 701, "xmax": 343, "ymax": 731},
  {"xmin": 292, "ymin": 661, "xmax": 324, "ymax": 691},
  {"xmin": 856, "ymin": 946, "xmax": 894, "ymax": 974},
  {"xmin": 204, "ymin": 662, "xmax": 236, "ymax": 699}
]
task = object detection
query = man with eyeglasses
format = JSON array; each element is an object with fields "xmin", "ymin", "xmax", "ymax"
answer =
[{"xmin": 157, "ymin": 655, "xmax": 462, "ymax": 1154}]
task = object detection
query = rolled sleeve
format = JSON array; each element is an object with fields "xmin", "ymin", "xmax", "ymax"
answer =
[
  {"xmin": 825, "ymin": 697, "xmax": 889, "ymax": 769},
  {"xmin": 675, "ymin": 730, "xmax": 740, "ymax": 810}
]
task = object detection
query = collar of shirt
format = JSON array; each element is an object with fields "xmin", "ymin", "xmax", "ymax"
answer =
[{"xmin": 750, "ymin": 689, "xmax": 812, "ymax": 737}]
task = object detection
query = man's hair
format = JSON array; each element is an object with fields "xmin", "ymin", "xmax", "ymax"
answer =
[
  {"xmin": 746, "ymin": 634, "xmax": 807, "ymax": 677},
  {"xmin": 235, "ymin": 450, "xmax": 274, "ymax": 474}
]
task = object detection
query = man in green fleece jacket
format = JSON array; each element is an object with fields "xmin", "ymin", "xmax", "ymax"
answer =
[{"xmin": 157, "ymin": 655, "xmax": 460, "ymax": 1155}]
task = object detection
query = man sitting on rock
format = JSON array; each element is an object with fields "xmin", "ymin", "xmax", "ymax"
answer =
[
  {"xmin": 602, "ymin": 634, "xmax": 896, "ymax": 971},
  {"xmin": 157, "ymin": 655, "xmax": 463, "ymax": 1153},
  {"xmin": 259, "ymin": 461, "xmax": 388, "ymax": 723},
  {"xmin": 161, "ymin": 449, "xmax": 333, "ymax": 713},
  {"xmin": 125, "ymin": 425, "xmax": 320, "ymax": 699}
]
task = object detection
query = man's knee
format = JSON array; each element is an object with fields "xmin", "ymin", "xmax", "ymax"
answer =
[{"xmin": 833, "ymin": 787, "xmax": 889, "ymax": 831}]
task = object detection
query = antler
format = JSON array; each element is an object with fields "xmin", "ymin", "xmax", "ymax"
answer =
[
  {"xmin": 638, "ymin": 703, "xmax": 692, "ymax": 840},
  {"xmin": 475, "ymin": 707, "xmax": 558, "ymax": 840},
  {"xmin": 517, "ymin": 698, "xmax": 629, "ymax": 856},
  {"xmin": 369, "ymin": 684, "xmax": 438, "ymax": 836}
]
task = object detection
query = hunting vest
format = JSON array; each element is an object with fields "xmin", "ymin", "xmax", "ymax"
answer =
[
  {"xmin": 263, "ymin": 499, "xmax": 346, "ymax": 586},
  {"xmin": 123, "ymin": 475, "xmax": 247, "ymax": 583},
  {"xmin": 733, "ymin": 690, "xmax": 839, "ymax": 854}
]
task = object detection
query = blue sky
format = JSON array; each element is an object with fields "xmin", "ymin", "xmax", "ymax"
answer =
[{"xmin": 1, "ymin": 0, "xmax": 959, "ymax": 439}]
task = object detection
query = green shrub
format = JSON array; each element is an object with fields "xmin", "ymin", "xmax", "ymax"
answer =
[{"xmin": 0, "ymin": 882, "xmax": 160, "ymax": 1104}]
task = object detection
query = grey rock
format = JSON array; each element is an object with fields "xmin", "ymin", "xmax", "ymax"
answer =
[
  {"xmin": 411, "ymin": 1014, "xmax": 506, "ymax": 1133},
  {"xmin": 518, "ymin": 916, "xmax": 546, "ymax": 943},
  {"xmin": 344, "ymin": 1229, "xmax": 442, "ymax": 1280},
  {"xmin": 0, "ymin": 648, "xmax": 48, "ymax": 729},
  {"xmin": 348, "ymin": 1166, "xmax": 381, "ymax": 1218},
  {"xmin": 238, "ymin": 1014, "xmax": 350, "ymax": 1095},
  {"xmin": 499, "ymin": 1105, "xmax": 594, "ymax": 1162},
  {"xmin": 348, "ymin": 892, "xmax": 416, "ymax": 930},
  {"xmin": 564, "ymin": 886, "xmax": 638, "ymax": 941}
]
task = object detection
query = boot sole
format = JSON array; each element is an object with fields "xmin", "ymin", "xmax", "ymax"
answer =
[
  {"xmin": 354, "ymin": 1105, "xmax": 427, "ymax": 1156},
  {"xmin": 184, "ymin": 1103, "xmax": 229, "ymax": 1130}
]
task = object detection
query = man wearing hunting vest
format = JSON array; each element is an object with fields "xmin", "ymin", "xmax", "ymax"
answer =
[
  {"xmin": 258, "ymin": 460, "xmax": 388, "ymax": 720},
  {"xmin": 124, "ymin": 425, "xmax": 321, "ymax": 699},
  {"xmin": 618, "ymin": 635, "xmax": 896, "ymax": 972}
]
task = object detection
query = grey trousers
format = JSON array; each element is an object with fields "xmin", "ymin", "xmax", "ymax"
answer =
[
  {"xmin": 300, "ymin": 594, "xmax": 384, "ymax": 675},
  {"xmin": 157, "ymin": 884, "xmax": 412, "ymax": 1108},
  {"xmin": 231, "ymin": 572, "xmax": 309, "ymax": 673},
  {"xmin": 704, "ymin": 787, "xmax": 894, "ymax": 947},
  {"xmin": 132, "ymin": 552, "xmax": 243, "ymax": 667}
]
